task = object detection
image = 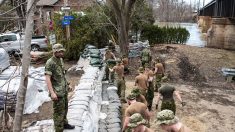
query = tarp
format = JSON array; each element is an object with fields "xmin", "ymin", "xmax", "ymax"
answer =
[
  {"xmin": 128, "ymin": 41, "xmax": 150, "ymax": 58},
  {"xmin": 0, "ymin": 66, "xmax": 51, "ymax": 114}
]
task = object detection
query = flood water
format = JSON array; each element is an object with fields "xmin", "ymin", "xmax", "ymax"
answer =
[{"xmin": 156, "ymin": 22, "xmax": 206, "ymax": 47}]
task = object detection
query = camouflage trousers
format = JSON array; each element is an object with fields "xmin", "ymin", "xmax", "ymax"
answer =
[
  {"xmin": 105, "ymin": 66, "xmax": 109, "ymax": 80},
  {"xmin": 53, "ymin": 94, "xmax": 68, "ymax": 132},
  {"xmin": 155, "ymin": 73, "xmax": 163, "ymax": 91},
  {"xmin": 146, "ymin": 81, "xmax": 154, "ymax": 110},
  {"xmin": 161, "ymin": 101, "xmax": 176, "ymax": 115},
  {"xmin": 115, "ymin": 79, "xmax": 126, "ymax": 100},
  {"xmin": 109, "ymin": 71, "xmax": 115, "ymax": 83},
  {"xmin": 138, "ymin": 88, "xmax": 147, "ymax": 97}
]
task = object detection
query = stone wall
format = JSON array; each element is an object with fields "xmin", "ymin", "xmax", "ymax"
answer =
[
  {"xmin": 198, "ymin": 16, "xmax": 212, "ymax": 33},
  {"xmin": 207, "ymin": 18, "xmax": 235, "ymax": 50}
]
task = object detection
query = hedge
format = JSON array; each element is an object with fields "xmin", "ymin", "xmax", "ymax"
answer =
[{"xmin": 141, "ymin": 25, "xmax": 190, "ymax": 45}]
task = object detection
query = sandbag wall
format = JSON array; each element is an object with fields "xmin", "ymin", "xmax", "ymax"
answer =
[
  {"xmin": 23, "ymin": 65, "xmax": 105, "ymax": 132},
  {"xmin": 65, "ymin": 66, "xmax": 102, "ymax": 132},
  {"xmin": 99, "ymin": 82, "xmax": 122, "ymax": 132}
]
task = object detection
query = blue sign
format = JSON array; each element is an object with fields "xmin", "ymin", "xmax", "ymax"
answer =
[
  {"xmin": 64, "ymin": 16, "xmax": 74, "ymax": 20},
  {"xmin": 62, "ymin": 20, "xmax": 70, "ymax": 26}
]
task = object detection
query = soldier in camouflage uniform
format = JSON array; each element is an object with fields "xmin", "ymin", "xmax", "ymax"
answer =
[
  {"xmin": 144, "ymin": 64, "xmax": 155, "ymax": 111},
  {"xmin": 122, "ymin": 94, "xmax": 150, "ymax": 132},
  {"xmin": 127, "ymin": 113, "xmax": 153, "ymax": 132},
  {"xmin": 135, "ymin": 67, "xmax": 148, "ymax": 96},
  {"xmin": 140, "ymin": 46, "xmax": 152, "ymax": 68},
  {"xmin": 154, "ymin": 58, "xmax": 165, "ymax": 92},
  {"xmin": 131, "ymin": 88, "xmax": 148, "ymax": 106},
  {"xmin": 155, "ymin": 84, "xmax": 185, "ymax": 114},
  {"xmin": 45, "ymin": 44, "xmax": 75, "ymax": 132},
  {"xmin": 103, "ymin": 49, "xmax": 116, "ymax": 82},
  {"xmin": 109, "ymin": 59, "xmax": 126, "ymax": 102},
  {"xmin": 155, "ymin": 110, "xmax": 191, "ymax": 132}
]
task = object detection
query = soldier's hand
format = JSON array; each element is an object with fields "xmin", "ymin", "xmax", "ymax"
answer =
[
  {"xmin": 181, "ymin": 101, "xmax": 186, "ymax": 106},
  {"xmin": 51, "ymin": 92, "xmax": 58, "ymax": 101}
]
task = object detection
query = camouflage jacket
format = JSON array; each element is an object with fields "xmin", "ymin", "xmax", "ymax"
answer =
[
  {"xmin": 45, "ymin": 56, "xmax": 68, "ymax": 97},
  {"xmin": 141, "ymin": 49, "xmax": 151, "ymax": 62}
]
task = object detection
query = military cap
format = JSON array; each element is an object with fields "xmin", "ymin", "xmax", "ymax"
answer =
[
  {"xmin": 144, "ymin": 63, "xmax": 151, "ymax": 68},
  {"xmin": 126, "ymin": 94, "xmax": 136, "ymax": 100},
  {"xmin": 127, "ymin": 113, "xmax": 147, "ymax": 128},
  {"xmin": 131, "ymin": 89, "xmax": 141, "ymax": 96},
  {"xmin": 155, "ymin": 110, "xmax": 179, "ymax": 125},
  {"xmin": 52, "ymin": 43, "xmax": 66, "ymax": 52},
  {"xmin": 138, "ymin": 67, "xmax": 144, "ymax": 73}
]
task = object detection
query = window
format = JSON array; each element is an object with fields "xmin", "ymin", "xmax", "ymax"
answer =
[
  {"xmin": 0, "ymin": 35, "xmax": 17, "ymax": 42},
  {"xmin": 46, "ymin": 11, "xmax": 51, "ymax": 21},
  {"xmin": 7, "ymin": 35, "xmax": 17, "ymax": 41}
]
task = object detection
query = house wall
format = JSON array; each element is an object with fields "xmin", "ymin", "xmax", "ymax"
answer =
[{"xmin": 34, "ymin": 0, "xmax": 94, "ymax": 35}]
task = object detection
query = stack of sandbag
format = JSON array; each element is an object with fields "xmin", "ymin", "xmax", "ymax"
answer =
[
  {"xmin": 89, "ymin": 49, "xmax": 102, "ymax": 67},
  {"xmin": 0, "ymin": 91, "xmax": 16, "ymax": 112},
  {"xmin": 106, "ymin": 59, "xmax": 116, "ymax": 67},
  {"xmin": 81, "ymin": 45, "xmax": 97, "ymax": 58}
]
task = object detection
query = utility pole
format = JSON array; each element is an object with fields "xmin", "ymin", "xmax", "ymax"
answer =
[
  {"xmin": 13, "ymin": 0, "xmax": 38, "ymax": 132},
  {"xmin": 64, "ymin": 0, "xmax": 70, "ymax": 40}
]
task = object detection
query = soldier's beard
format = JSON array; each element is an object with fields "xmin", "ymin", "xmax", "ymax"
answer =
[{"xmin": 54, "ymin": 53, "xmax": 64, "ymax": 58}]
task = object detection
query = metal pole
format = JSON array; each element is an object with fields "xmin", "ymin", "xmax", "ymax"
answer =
[{"xmin": 64, "ymin": 0, "xmax": 70, "ymax": 40}]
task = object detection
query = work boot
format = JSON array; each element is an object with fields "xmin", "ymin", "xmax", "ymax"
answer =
[{"xmin": 64, "ymin": 124, "xmax": 75, "ymax": 129}]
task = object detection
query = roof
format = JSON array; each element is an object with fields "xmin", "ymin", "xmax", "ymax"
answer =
[
  {"xmin": 37, "ymin": 0, "xmax": 59, "ymax": 6},
  {"xmin": 200, "ymin": 0, "xmax": 216, "ymax": 10}
]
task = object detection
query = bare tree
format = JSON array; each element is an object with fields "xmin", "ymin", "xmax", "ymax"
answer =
[
  {"xmin": 10, "ymin": 0, "xmax": 27, "ymax": 29},
  {"xmin": 0, "ymin": 0, "xmax": 7, "ymax": 6},
  {"xmin": 13, "ymin": 0, "xmax": 38, "ymax": 131},
  {"xmin": 154, "ymin": 0, "xmax": 194, "ymax": 22},
  {"xmin": 107, "ymin": 0, "xmax": 137, "ymax": 56}
]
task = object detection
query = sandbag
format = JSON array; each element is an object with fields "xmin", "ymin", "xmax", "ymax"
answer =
[
  {"xmin": 90, "ymin": 54, "xmax": 100, "ymax": 58},
  {"xmin": 89, "ymin": 49, "xmax": 100, "ymax": 55},
  {"xmin": 90, "ymin": 58, "xmax": 102, "ymax": 65}
]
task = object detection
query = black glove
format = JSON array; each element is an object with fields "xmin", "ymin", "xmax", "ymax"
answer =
[{"xmin": 181, "ymin": 101, "xmax": 186, "ymax": 106}]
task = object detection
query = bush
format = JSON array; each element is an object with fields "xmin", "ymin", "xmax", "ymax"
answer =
[
  {"xmin": 52, "ymin": 7, "xmax": 116, "ymax": 60},
  {"xmin": 141, "ymin": 25, "xmax": 190, "ymax": 45}
]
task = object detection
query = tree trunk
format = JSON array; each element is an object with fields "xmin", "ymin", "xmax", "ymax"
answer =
[
  {"xmin": 13, "ymin": 0, "xmax": 37, "ymax": 131},
  {"xmin": 118, "ymin": 14, "xmax": 129, "ymax": 56},
  {"xmin": 107, "ymin": 0, "xmax": 136, "ymax": 56}
]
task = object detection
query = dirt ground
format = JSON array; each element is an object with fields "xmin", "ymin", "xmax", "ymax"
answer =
[
  {"xmin": 18, "ymin": 44, "xmax": 235, "ymax": 131},
  {"xmin": 124, "ymin": 44, "xmax": 235, "ymax": 132}
]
